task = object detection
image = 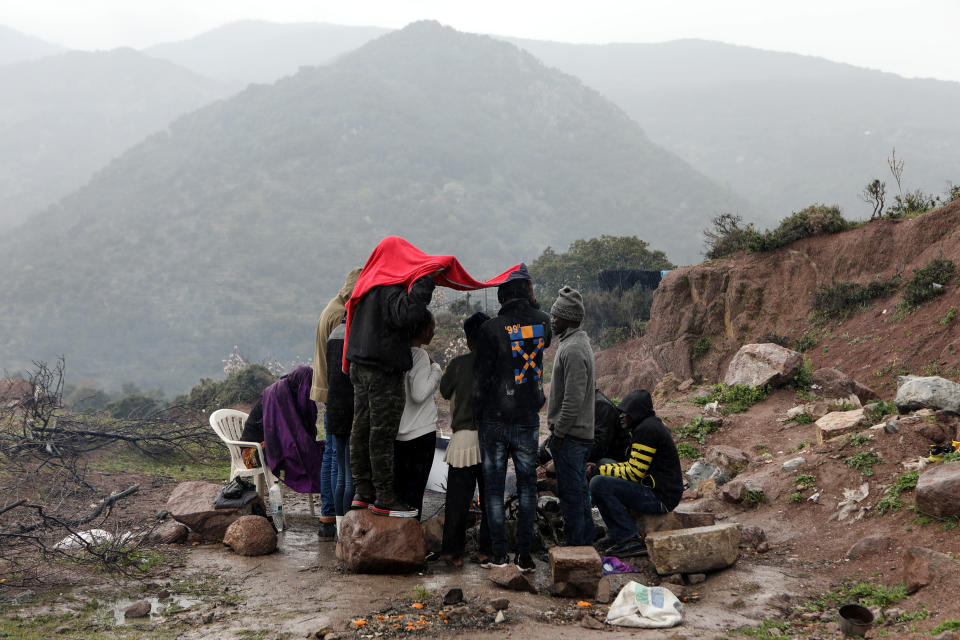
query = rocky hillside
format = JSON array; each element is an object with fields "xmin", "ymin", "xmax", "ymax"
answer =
[{"xmin": 597, "ymin": 199, "xmax": 960, "ymax": 399}]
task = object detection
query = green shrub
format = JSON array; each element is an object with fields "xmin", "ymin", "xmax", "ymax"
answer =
[
  {"xmin": 847, "ymin": 433, "xmax": 875, "ymax": 447},
  {"xmin": 674, "ymin": 415, "xmax": 721, "ymax": 444},
  {"xmin": 788, "ymin": 492, "xmax": 804, "ymax": 504},
  {"xmin": 813, "ymin": 277, "xmax": 900, "ymax": 319},
  {"xmin": 676, "ymin": 442, "xmax": 702, "ymax": 460},
  {"xmin": 931, "ymin": 620, "xmax": 960, "ymax": 634},
  {"xmin": 902, "ymin": 258, "xmax": 956, "ymax": 307},
  {"xmin": 792, "ymin": 356, "xmax": 813, "ymax": 390},
  {"xmin": 845, "ymin": 451, "xmax": 884, "ymax": 476},
  {"xmin": 876, "ymin": 471, "xmax": 919, "ymax": 515},
  {"xmin": 691, "ymin": 336, "xmax": 711, "ymax": 360},
  {"xmin": 786, "ymin": 412, "xmax": 814, "ymax": 425},
  {"xmin": 941, "ymin": 306, "xmax": 957, "ymax": 325},
  {"xmin": 704, "ymin": 205, "xmax": 851, "ymax": 259},
  {"xmin": 794, "ymin": 328, "xmax": 819, "ymax": 352},
  {"xmin": 691, "ymin": 383, "xmax": 767, "ymax": 414},
  {"xmin": 795, "ymin": 474, "xmax": 817, "ymax": 489},
  {"xmin": 703, "ymin": 213, "xmax": 764, "ymax": 259},
  {"xmin": 105, "ymin": 393, "xmax": 160, "ymax": 418},
  {"xmin": 886, "ymin": 189, "xmax": 940, "ymax": 218},
  {"xmin": 865, "ymin": 400, "xmax": 898, "ymax": 421},
  {"xmin": 744, "ymin": 490, "xmax": 767, "ymax": 507},
  {"xmin": 183, "ymin": 364, "xmax": 276, "ymax": 412}
]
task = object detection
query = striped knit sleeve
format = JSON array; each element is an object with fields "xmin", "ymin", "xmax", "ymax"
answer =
[{"xmin": 598, "ymin": 442, "xmax": 657, "ymax": 484}]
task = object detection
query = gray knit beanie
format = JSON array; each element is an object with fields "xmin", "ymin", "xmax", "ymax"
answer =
[{"xmin": 550, "ymin": 285, "xmax": 585, "ymax": 322}]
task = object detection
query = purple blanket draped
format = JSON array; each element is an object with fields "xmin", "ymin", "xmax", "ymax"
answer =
[{"xmin": 261, "ymin": 365, "xmax": 324, "ymax": 493}]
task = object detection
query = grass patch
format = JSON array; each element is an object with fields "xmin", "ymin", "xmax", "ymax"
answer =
[
  {"xmin": 901, "ymin": 258, "xmax": 956, "ymax": 308},
  {"xmin": 691, "ymin": 383, "xmax": 768, "ymax": 414},
  {"xmin": 744, "ymin": 490, "xmax": 766, "ymax": 507},
  {"xmin": 676, "ymin": 442, "xmax": 701, "ymax": 460},
  {"xmin": 788, "ymin": 492, "xmax": 804, "ymax": 504},
  {"xmin": 89, "ymin": 444, "xmax": 231, "ymax": 481},
  {"xmin": 412, "ymin": 585, "xmax": 433, "ymax": 602},
  {"xmin": 876, "ymin": 471, "xmax": 919, "ymax": 515},
  {"xmin": 794, "ymin": 328, "xmax": 820, "ymax": 352},
  {"xmin": 941, "ymin": 307, "xmax": 958, "ymax": 325},
  {"xmin": 847, "ymin": 433, "xmax": 876, "ymax": 447},
  {"xmin": 845, "ymin": 451, "xmax": 884, "ymax": 476},
  {"xmin": 674, "ymin": 415, "xmax": 721, "ymax": 444},
  {"xmin": 691, "ymin": 336, "xmax": 711, "ymax": 360},
  {"xmin": 804, "ymin": 580, "xmax": 908, "ymax": 612},
  {"xmin": 793, "ymin": 440, "xmax": 810, "ymax": 452},
  {"xmin": 786, "ymin": 412, "xmax": 814, "ymax": 425},
  {"xmin": 795, "ymin": 474, "xmax": 817, "ymax": 489},
  {"xmin": 813, "ymin": 277, "xmax": 900, "ymax": 320},
  {"xmin": 734, "ymin": 618, "xmax": 791, "ymax": 639},
  {"xmin": 932, "ymin": 619, "xmax": 960, "ymax": 634},
  {"xmin": 866, "ymin": 400, "xmax": 899, "ymax": 421}
]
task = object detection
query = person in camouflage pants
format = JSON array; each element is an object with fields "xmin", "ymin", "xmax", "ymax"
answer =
[{"xmin": 349, "ymin": 366, "xmax": 405, "ymax": 505}]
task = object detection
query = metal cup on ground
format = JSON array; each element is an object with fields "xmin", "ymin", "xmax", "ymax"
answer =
[{"xmin": 838, "ymin": 604, "xmax": 873, "ymax": 637}]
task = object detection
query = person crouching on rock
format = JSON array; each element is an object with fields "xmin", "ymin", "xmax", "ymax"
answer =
[
  {"xmin": 588, "ymin": 389, "xmax": 683, "ymax": 557},
  {"xmin": 437, "ymin": 311, "xmax": 492, "ymax": 567}
]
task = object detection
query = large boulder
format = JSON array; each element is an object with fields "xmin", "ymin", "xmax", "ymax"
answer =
[
  {"xmin": 336, "ymin": 508, "xmax": 426, "ymax": 573},
  {"xmin": 223, "ymin": 515, "xmax": 277, "ymax": 556},
  {"xmin": 645, "ymin": 523, "xmax": 741, "ymax": 575},
  {"xmin": 652, "ymin": 373, "xmax": 681, "ymax": 408},
  {"xmin": 704, "ymin": 445, "xmax": 751, "ymax": 477},
  {"xmin": 548, "ymin": 546, "xmax": 601, "ymax": 599},
  {"xmin": 904, "ymin": 546, "xmax": 956, "ymax": 593},
  {"xmin": 815, "ymin": 409, "xmax": 868, "ymax": 443},
  {"xmin": 811, "ymin": 368, "xmax": 879, "ymax": 404},
  {"xmin": 166, "ymin": 481, "xmax": 263, "ymax": 542},
  {"xmin": 915, "ymin": 462, "xmax": 960, "ymax": 517},
  {"xmin": 724, "ymin": 343, "xmax": 802, "ymax": 389},
  {"xmin": 896, "ymin": 376, "xmax": 960, "ymax": 414},
  {"xmin": 638, "ymin": 511, "xmax": 715, "ymax": 535}
]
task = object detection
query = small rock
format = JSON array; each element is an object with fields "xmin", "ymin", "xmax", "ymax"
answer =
[
  {"xmin": 882, "ymin": 607, "xmax": 902, "ymax": 621},
  {"xmin": 124, "ymin": 600, "xmax": 152, "ymax": 618},
  {"xmin": 445, "ymin": 606, "xmax": 473, "ymax": 622},
  {"xmin": 149, "ymin": 520, "xmax": 189, "ymax": 544},
  {"xmin": 781, "ymin": 457, "xmax": 805, "ymax": 472},
  {"xmin": 756, "ymin": 542, "xmax": 770, "ymax": 553},
  {"xmin": 678, "ymin": 378, "xmax": 694, "ymax": 392},
  {"xmin": 662, "ymin": 574, "xmax": 685, "ymax": 585},
  {"xmin": 548, "ymin": 581, "xmax": 579, "ymax": 597},
  {"xmin": 442, "ymin": 587, "xmax": 463, "ymax": 605},
  {"xmin": 157, "ymin": 589, "xmax": 171, "ymax": 600},
  {"xmin": 687, "ymin": 573, "xmax": 706, "ymax": 584},
  {"xmin": 55, "ymin": 625, "xmax": 71, "ymax": 634},
  {"xmin": 489, "ymin": 597, "xmax": 510, "ymax": 611},
  {"xmin": 223, "ymin": 515, "xmax": 277, "ymax": 556},
  {"xmin": 595, "ymin": 576, "xmax": 611, "ymax": 604},
  {"xmin": 580, "ymin": 614, "xmax": 604, "ymax": 630},
  {"xmin": 494, "ymin": 610, "xmax": 505, "ymax": 624},
  {"xmin": 739, "ymin": 525, "xmax": 766, "ymax": 549},
  {"xmin": 323, "ymin": 633, "xmax": 340, "ymax": 640},
  {"xmin": 155, "ymin": 509, "xmax": 169, "ymax": 521},
  {"xmin": 844, "ymin": 535, "xmax": 892, "ymax": 560},
  {"xmin": 202, "ymin": 612, "xmax": 214, "ymax": 624},
  {"xmin": 489, "ymin": 564, "xmax": 537, "ymax": 593},
  {"xmin": 312, "ymin": 626, "xmax": 333, "ymax": 639}
]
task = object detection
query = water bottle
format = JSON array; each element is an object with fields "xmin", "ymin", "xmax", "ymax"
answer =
[{"xmin": 268, "ymin": 480, "xmax": 285, "ymax": 532}]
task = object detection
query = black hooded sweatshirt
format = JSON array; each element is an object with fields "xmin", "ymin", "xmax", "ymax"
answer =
[{"xmin": 597, "ymin": 389, "xmax": 684, "ymax": 511}]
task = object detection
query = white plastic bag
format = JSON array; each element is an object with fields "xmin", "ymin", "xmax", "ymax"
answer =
[{"xmin": 605, "ymin": 581, "xmax": 684, "ymax": 628}]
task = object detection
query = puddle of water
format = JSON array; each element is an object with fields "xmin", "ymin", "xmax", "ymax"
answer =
[{"xmin": 111, "ymin": 595, "xmax": 201, "ymax": 625}]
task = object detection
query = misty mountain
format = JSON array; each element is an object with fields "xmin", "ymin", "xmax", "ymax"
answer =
[
  {"xmin": 0, "ymin": 21, "xmax": 742, "ymax": 392},
  {"xmin": 144, "ymin": 20, "xmax": 390, "ymax": 88},
  {"xmin": 0, "ymin": 48, "xmax": 229, "ymax": 232},
  {"xmin": 510, "ymin": 38, "xmax": 960, "ymax": 221},
  {"xmin": 0, "ymin": 24, "xmax": 64, "ymax": 65}
]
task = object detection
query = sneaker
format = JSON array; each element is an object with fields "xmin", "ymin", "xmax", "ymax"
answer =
[
  {"xmin": 481, "ymin": 554, "xmax": 510, "ymax": 569},
  {"xmin": 369, "ymin": 498, "xmax": 418, "ymax": 518},
  {"xmin": 514, "ymin": 553, "xmax": 535, "ymax": 573},
  {"xmin": 605, "ymin": 535, "xmax": 648, "ymax": 557},
  {"xmin": 351, "ymin": 494, "xmax": 374, "ymax": 510},
  {"xmin": 317, "ymin": 521, "xmax": 337, "ymax": 541}
]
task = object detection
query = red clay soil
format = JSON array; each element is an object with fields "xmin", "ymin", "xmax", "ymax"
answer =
[{"xmin": 596, "ymin": 199, "xmax": 960, "ymax": 400}]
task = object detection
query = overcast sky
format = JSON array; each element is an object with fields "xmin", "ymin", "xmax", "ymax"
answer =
[{"xmin": 5, "ymin": 0, "xmax": 960, "ymax": 82}]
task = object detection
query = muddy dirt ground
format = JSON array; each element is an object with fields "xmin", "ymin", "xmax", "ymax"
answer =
[{"xmin": 5, "ymin": 384, "xmax": 960, "ymax": 639}]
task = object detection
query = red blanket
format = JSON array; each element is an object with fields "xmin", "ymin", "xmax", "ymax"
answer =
[{"xmin": 343, "ymin": 236, "xmax": 521, "ymax": 370}]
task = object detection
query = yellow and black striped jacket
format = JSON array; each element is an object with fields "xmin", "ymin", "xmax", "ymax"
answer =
[
  {"xmin": 596, "ymin": 416, "xmax": 684, "ymax": 509},
  {"xmin": 599, "ymin": 442, "xmax": 657, "ymax": 485}
]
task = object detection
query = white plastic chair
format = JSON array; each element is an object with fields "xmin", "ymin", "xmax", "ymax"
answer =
[{"xmin": 208, "ymin": 409, "xmax": 317, "ymax": 517}]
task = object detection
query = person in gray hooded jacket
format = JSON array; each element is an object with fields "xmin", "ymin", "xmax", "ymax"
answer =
[{"xmin": 547, "ymin": 285, "xmax": 596, "ymax": 546}]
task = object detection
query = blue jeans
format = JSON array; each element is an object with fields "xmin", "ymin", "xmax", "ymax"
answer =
[
  {"xmin": 589, "ymin": 474, "xmax": 667, "ymax": 543},
  {"xmin": 320, "ymin": 413, "xmax": 337, "ymax": 518},
  {"xmin": 331, "ymin": 433, "xmax": 354, "ymax": 516},
  {"xmin": 479, "ymin": 419, "xmax": 539, "ymax": 557},
  {"xmin": 550, "ymin": 436, "xmax": 595, "ymax": 546}
]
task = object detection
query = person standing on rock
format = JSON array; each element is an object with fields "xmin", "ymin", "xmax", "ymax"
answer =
[
  {"xmin": 346, "ymin": 273, "xmax": 437, "ymax": 518},
  {"xmin": 438, "ymin": 311, "xmax": 492, "ymax": 567},
  {"xmin": 311, "ymin": 266, "xmax": 362, "ymax": 540},
  {"xmin": 393, "ymin": 310, "xmax": 442, "ymax": 521},
  {"xmin": 546, "ymin": 286, "xmax": 596, "ymax": 547},
  {"xmin": 588, "ymin": 389, "xmax": 683, "ymax": 557},
  {"xmin": 473, "ymin": 265, "xmax": 552, "ymax": 571}
]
